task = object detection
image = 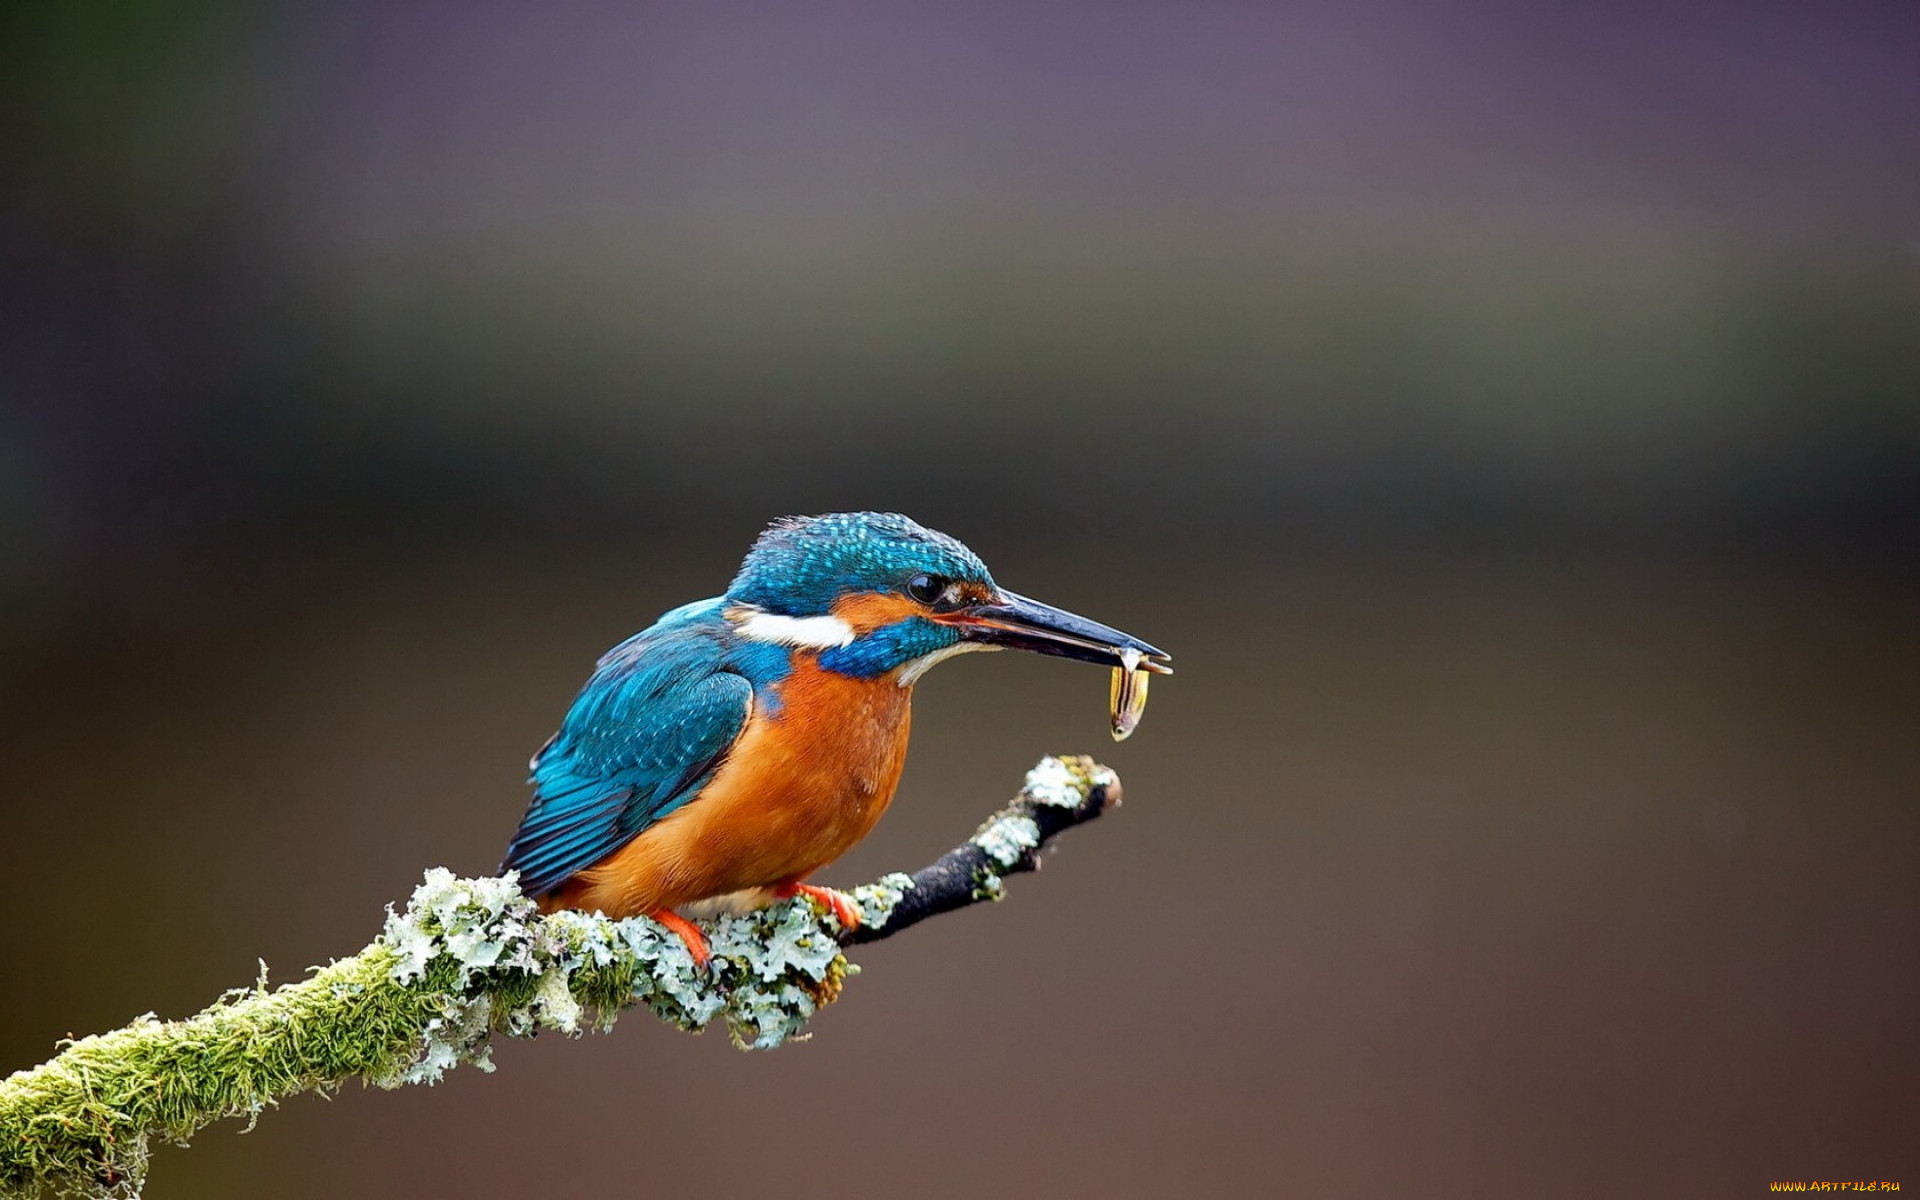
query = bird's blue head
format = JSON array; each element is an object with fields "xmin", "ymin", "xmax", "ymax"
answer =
[
  {"xmin": 723, "ymin": 511, "xmax": 1170, "ymax": 684},
  {"xmin": 728, "ymin": 511, "xmax": 994, "ymax": 618}
]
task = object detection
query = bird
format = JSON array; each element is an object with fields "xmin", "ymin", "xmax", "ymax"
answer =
[{"xmin": 501, "ymin": 511, "xmax": 1171, "ymax": 966}]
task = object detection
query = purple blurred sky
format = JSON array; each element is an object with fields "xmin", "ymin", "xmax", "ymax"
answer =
[
  {"xmin": 4, "ymin": 0, "xmax": 1917, "ymax": 603},
  {"xmin": 303, "ymin": 1, "xmax": 1919, "ymax": 215}
]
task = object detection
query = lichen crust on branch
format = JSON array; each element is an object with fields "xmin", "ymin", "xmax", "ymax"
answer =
[
  {"xmin": 841, "ymin": 754, "xmax": 1120, "ymax": 943},
  {"xmin": 376, "ymin": 867, "xmax": 857, "ymax": 1082},
  {"xmin": 0, "ymin": 755, "xmax": 1119, "ymax": 1200}
]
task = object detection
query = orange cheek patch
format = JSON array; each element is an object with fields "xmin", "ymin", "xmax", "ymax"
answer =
[{"xmin": 830, "ymin": 591, "xmax": 925, "ymax": 633}]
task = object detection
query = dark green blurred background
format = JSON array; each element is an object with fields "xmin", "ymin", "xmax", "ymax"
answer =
[{"xmin": 3, "ymin": 2, "xmax": 1916, "ymax": 1196}]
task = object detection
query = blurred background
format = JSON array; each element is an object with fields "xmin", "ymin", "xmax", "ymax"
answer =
[{"xmin": 3, "ymin": 1, "xmax": 1916, "ymax": 1196}]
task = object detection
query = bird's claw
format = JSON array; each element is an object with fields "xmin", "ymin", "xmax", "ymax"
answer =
[
  {"xmin": 647, "ymin": 908, "xmax": 712, "ymax": 970},
  {"xmin": 783, "ymin": 883, "xmax": 862, "ymax": 931}
]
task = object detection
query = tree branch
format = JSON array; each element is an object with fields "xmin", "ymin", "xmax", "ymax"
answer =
[
  {"xmin": 842, "ymin": 754, "xmax": 1120, "ymax": 944},
  {"xmin": 0, "ymin": 756, "xmax": 1119, "ymax": 1200}
]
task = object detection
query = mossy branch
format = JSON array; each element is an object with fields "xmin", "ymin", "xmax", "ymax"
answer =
[{"xmin": 0, "ymin": 756, "xmax": 1119, "ymax": 1200}]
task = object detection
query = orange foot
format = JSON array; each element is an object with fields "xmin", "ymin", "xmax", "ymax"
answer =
[
  {"xmin": 647, "ymin": 907, "xmax": 711, "ymax": 970},
  {"xmin": 777, "ymin": 883, "xmax": 862, "ymax": 932}
]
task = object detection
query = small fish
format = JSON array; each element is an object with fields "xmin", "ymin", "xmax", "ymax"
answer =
[{"xmin": 1109, "ymin": 647, "xmax": 1151, "ymax": 741}]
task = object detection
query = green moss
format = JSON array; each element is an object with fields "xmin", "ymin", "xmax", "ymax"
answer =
[
  {"xmin": 0, "ymin": 756, "xmax": 1117, "ymax": 1199},
  {"xmin": 0, "ymin": 946, "xmax": 434, "ymax": 1198},
  {"xmin": 0, "ymin": 870, "xmax": 908, "ymax": 1198}
]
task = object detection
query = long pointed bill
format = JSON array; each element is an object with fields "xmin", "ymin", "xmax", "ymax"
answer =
[{"xmin": 945, "ymin": 591, "xmax": 1173, "ymax": 675}]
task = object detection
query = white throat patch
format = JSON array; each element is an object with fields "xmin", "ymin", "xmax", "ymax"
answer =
[
  {"xmin": 731, "ymin": 608, "xmax": 857, "ymax": 650},
  {"xmin": 896, "ymin": 640, "xmax": 994, "ymax": 686}
]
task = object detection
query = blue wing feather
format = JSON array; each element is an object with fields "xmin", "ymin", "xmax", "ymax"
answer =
[{"xmin": 502, "ymin": 601, "xmax": 755, "ymax": 897}]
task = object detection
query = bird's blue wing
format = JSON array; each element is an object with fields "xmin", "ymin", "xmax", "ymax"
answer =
[{"xmin": 502, "ymin": 605, "xmax": 753, "ymax": 898}]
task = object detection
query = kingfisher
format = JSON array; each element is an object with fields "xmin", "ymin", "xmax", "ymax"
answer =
[{"xmin": 501, "ymin": 511, "xmax": 1171, "ymax": 966}]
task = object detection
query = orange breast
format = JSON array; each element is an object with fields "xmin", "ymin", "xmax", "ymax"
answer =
[{"xmin": 551, "ymin": 659, "xmax": 913, "ymax": 918}]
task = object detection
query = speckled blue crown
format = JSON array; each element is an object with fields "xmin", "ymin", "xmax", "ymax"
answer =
[{"xmin": 726, "ymin": 512, "xmax": 994, "ymax": 616}]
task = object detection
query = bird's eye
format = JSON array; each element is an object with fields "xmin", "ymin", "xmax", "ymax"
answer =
[{"xmin": 906, "ymin": 573, "xmax": 946, "ymax": 605}]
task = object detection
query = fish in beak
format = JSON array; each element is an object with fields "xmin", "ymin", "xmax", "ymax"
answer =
[{"xmin": 939, "ymin": 590, "xmax": 1171, "ymax": 740}]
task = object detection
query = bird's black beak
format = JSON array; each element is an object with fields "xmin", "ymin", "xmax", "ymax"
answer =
[{"xmin": 947, "ymin": 590, "xmax": 1173, "ymax": 674}]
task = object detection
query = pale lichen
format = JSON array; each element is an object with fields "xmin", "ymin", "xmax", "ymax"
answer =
[
  {"xmin": 0, "ymin": 756, "xmax": 1120, "ymax": 1200},
  {"xmin": 0, "ymin": 868, "xmax": 909, "ymax": 1199},
  {"xmin": 959, "ymin": 755, "xmax": 1114, "ymax": 902},
  {"xmin": 849, "ymin": 872, "xmax": 915, "ymax": 930},
  {"xmin": 971, "ymin": 813, "xmax": 1042, "ymax": 869},
  {"xmin": 1022, "ymin": 755, "xmax": 1091, "ymax": 807},
  {"xmin": 373, "ymin": 866, "xmax": 901, "ymax": 1072}
]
